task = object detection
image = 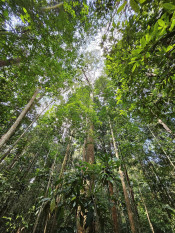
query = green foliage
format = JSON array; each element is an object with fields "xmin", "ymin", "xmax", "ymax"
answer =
[{"xmin": 0, "ymin": 0, "xmax": 175, "ymax": 233}]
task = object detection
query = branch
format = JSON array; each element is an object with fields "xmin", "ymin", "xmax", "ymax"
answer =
[
  {"xmin": 41, "ymin": 2, "xmax": 64, "ymax": 11},
  {"xmin": 82, "ymin": 69, "xmax": 92, "ymax": 88}
]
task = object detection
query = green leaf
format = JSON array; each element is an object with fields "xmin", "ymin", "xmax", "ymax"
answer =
[
  {"xmin": 163, "ymin": 3, "xmax": 175, "ymax": 10},
  {"xmin": 50, "ymin": 198, "xmax": 56, "ymax": 213},
  {"xmin": 139, "ymin": 0, "xmax": 146, "ymax": 3},
  {"xmin": 140, "ymin": 37, "xmax": 146, "ymax": 48},
  {"xmin": 23, "ymin": 7, "xmax": 27, "ymax": 13},
  {"xmin": 3, "ymin": 9, "xmax": 8, "ymax": 18},
  {"xmin": 117, "ymin": 2, "xmax": 127, "ymax": 14},
  {"xmin": 132, "ymin": 63, "xmax": 137, "ymax": 72},
  {"xmin": 130, "ymin": 0, "xmax": 140, "ymax": 13},
  {"xmin": 71, "ymin": 196, "xmax": 76, "ymax": 201},
  {"xmin": 158, "ymin": 19, "xmax": 165, "ymax": 28},
  {"xmin": 20, "ymin": 15, "xmax": 25, "ymax": 23},
  {"xmin": 145, "ymin": 34, "xmax": 151, "ymax": 42},
  {"xmin": 170, "ymin": 19, "xmax": 175, "ymax": 32}
]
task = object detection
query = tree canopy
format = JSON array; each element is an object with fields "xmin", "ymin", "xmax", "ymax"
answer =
[{"xmin": 0, "ymin": 0, "xmax": 175, "ymax": 233}]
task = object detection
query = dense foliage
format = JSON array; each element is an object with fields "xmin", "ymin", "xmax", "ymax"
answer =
[{"xmin": 0, "ymin": 1, "xmax": 175, "ymax": 233}]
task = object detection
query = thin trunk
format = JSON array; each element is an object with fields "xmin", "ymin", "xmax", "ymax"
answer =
[
  {"xmin": 58, "ymin": 137, "xmax": 71, "ymax": 180},
  {"xmin": 93, "ymin": 194, "xmax": 101, "ymax": 233},
  {"xmin": 22, "ymin": 152, "xmax": 39, "ymax": 180},
  {"xmin": 32, "ymin": 155, "xmax": 56, "ymax": 233},
  {"xmin": 0, "ymin": 89, "xmax": 39, "ymax": 151},
  {"xmin": 7, "ymin": 144, "xmax": 29, "ymax": 170},
  {"xmin": 21, "ymin": 134, "xmax": 48, "ymax": 180},
  {"xmin": 77, "ymin": 139, "xmax": 87, "ymax": 233},
  {"xmin": 77, "ymin": 205, "xmax": 85, "ymax": 233},
  {"xmin": 109, "ymin": 119, "xmax": 138, "ymax": 233},
  {"xmin": 108, "ymin": 181, "xmax": 120, "ymax": 233},
  {"xmin": 2, "ymin": 99, "xmax": 54, "ymax": 159},
  {"xmin": 83, "ymin": 138, "xmax": 87, "ymax": 161},
  {"xmin": 44, "ymin": 212, "xmax": 50, "ymax": 233},
  {"xmin": 86, "ymin": 124, "xmax": 94, "ymax": 164},
  {"xmin": 124, "ymin": 165, "xmax": 140, "ymax": 232},
  {"xmin": 148, "ymin": 125, "xmax": 175, "ymax": 169},
  {"xmin": 44, "ymin": 149, "xmax": 51, "ymax": 167},
  {"xmin": 148, "ymin": 160, "xmax": 174, "ymax": 207},
  {"xmin": 139, "ymin": 188, "xmax": 155, "ymax": 233},
  {"xmin": 51, "ymin": 135, "xmax": 72, "ymax": 233}
]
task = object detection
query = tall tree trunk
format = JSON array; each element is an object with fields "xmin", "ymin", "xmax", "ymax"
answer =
[
  {"xmin": 7, "ymin": 144, "xmax": 30, "ymax": 170},
  {"xmin": 51, "ymin": 134, "xmax": 72, "ymax": 233},
  {"xmin": 148, "ymin": 125, "xmax": 175, "ymax": 169},
  {"xmin": 124, "ymin": 165, "xmax": 140, "ymax": 232},
  {"xmin": 109, "ymin": 119, "xmax": 138, "ymax": 233},
  {"xmin": 0, "ymin": 89, "xmax": 39, "ymax": 151},
  {"xmin": 32, "ymin": 154, "xmax": 56, "ymax": 233},
  {"xmin": 139, "ymin": 188, "xmax": 155, "ymax": 233},
  {"xmin": 86, "ymin": 124, "xmax": 94, "ymax": 164},
  {"xmin": 2, "ymin": 99, "xmax": 54, "ymax": 160},
  {"xmin": 108, "ymin": 181, "xmax": 120, "ymax": 233}
]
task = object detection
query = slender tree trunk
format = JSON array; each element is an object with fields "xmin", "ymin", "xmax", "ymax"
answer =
[
  {"xmin": 58, "ymin": 136, "xmax": 72, "ymax": 180},
  {"xmin": 44, "ymin": 212, "xmax": 50, "ymax": 233},
  {"xmin": 76, "ymin": 139, "xmax": 87, "ymax": 233},
  {"xmin": 139, "ymin": 188, "xmax": 155, "ymax": 233},
  {"xmin": 124, "ymin": 165, "xmax": 140, "ymax": 232},
  {"xmin": 148, "ymin": 126, "xmax": 175, "ymax": 169},
  {"xmin": 32, "ymin": 155, "xmax": 56, "ymax": 233},
  {"xmin": 77, "ymin": 205, "xmax": 85, "ymax": 233},
  {"xmin": 109, "ymin": 119, "xmax": 138, "ymax": 233},
  {"xmin": 21, "ymin": 134, "xmax": 48, "ymax": 180},
  {"xmin": 0, "ymin": 89, "xmax": 39, "ymax": 151},
  {"xmin": 83, "ymin": 138, "xmax": 87, "ymax": 161},
  {"xmin": 2, "ymin": 99, "xmax": 54, "ymax": 159},
  {"xmin": 7, "ymin": 144, "xmax": 29, "ymax": 170},
  {"xmin": 21, "ymin": 152, "xmax": 39, "ymax": 180},
  {"xmin": 51, "ymin": 134, "xmax": 72, "ymax": 233},
  {"xmin": 86, "ymin": 124, "xmax": 94, "ymax": 164},
  {"xmin": 147, "ymin": 160, "xmax": 174, "ymax": 207},
  {"xmin": 108, "ymin": 181, "xmax": 120, "ymax": 233}
]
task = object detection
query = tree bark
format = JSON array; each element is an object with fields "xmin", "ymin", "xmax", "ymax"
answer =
[
  {"xmin": 2, "ymin": 99, "xmax": 54, "ymax": 160},
  {"xmin": 124, "ymin": 165, "xmax": 140, "ymax": 232},
  {"xmin": 109, "ymin": 119, "xmax": 138, "ymax": 233},
  {"xmin": 139, "ymin": 188, "xmax": 155, "ymax": 233},
  {"xmin": 7, "ymin": 144, "xmax": 29, "ymax": 170},
  {"xmin": 51, "ymin": 135, "xmax": 72, "ymax": 233},
  {"xmin": 32, "ymin": 155, "xmax": 56, "ymax": 233},
  {"xmin": 108, "ymin": 181, "xmax": 120, "ymax": 233},
  {"xmin": 0, "ymin": 89, "xmax": 39, "ymax": 151},
  {"xmin": 86, "ymin": 124, "xmax": 94, "ymax": 164}
]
